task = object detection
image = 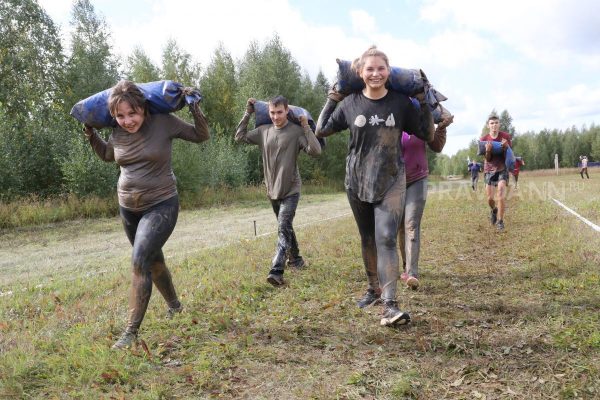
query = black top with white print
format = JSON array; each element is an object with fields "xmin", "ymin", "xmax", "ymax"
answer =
[{"xmin": 320, "ymin": 90, "xmax": 428, "ymax": 202}]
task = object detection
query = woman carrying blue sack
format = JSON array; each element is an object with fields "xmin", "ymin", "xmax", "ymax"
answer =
[
  {"xmin": 83, "ymin": 80, "xmax": 210, "ymax": 349},
  {"xmin": 316, "ymin": 46, "xmax": 435, "ymax": 327}
]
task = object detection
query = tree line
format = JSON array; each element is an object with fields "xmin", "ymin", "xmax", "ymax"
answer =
[
  {"xmin": 1, "ymin": 0, "xmax": 598, "ymax": 201},
  {"xmin": 433, "ymin": 110, "xmax": 599, "ymax": 176},
  {"xmin": 0, "ymin": 0, "xmax": 348, "ymax": 201}
]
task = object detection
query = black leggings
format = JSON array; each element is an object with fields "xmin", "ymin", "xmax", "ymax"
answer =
[
  {"xmin": 346, "ymin": 177, "xmax": 405, "ymax": 302},
  {"xmin": 119, "ymin": 195, "xmax": 180, "ymax": 334},
  {"xmin": 270, "ymin": 193, "xmax": 302, "ymax": 272}
]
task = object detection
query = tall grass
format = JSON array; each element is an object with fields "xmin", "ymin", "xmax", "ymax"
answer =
[{"xmin": 0, "ymin": 181, "xmax": 344, "ymax": 229}]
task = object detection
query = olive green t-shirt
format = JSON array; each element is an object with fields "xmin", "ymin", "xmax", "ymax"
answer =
[
  {"xmin": 235, "ymin": 118, "xmax": 321, "ymax": 200},
  {"xmin": 88, "ymin": 113, "xmax": 203, "ymax": 211}
]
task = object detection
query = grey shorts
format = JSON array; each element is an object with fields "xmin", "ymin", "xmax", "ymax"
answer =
[{"xmin": 484, "ymin": 170, "xmax": 509, "ymax": 186}]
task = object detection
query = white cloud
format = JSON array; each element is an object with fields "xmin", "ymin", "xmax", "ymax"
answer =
[
  {"xmin": 420, "ymin": 0, "xmax": 600, "ymax": 68},
  {"xmin": 38, "ymin": 0, "xmax": 72, "ymax": 22},
  {"xmin": 426, "ymin": 30, "xmax": 491, "ymax": 68},
  {"xmin": 548, "ymin": 84, "xmax": 600, "ymax": 121},
  {"xmin": 350, "ymin": 9, "xmax": 376, "ymax": 35}
]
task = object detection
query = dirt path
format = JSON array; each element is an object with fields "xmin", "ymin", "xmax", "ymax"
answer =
[
  {"xmin": 0, "ymin": 180, "xmax": 470, "ymax": 292},
  {"xmin": 0, "ymin": 193, "xmax": 351, "ymax": 289}
]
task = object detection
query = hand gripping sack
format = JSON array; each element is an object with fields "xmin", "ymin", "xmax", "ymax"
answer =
[
  {"xmin": 70, "ymin": 80, "xmax": 203, "ymax": 129},
  {"xmin": 477, "ymin": 141, "xmax": 516, "ymax": 172}
]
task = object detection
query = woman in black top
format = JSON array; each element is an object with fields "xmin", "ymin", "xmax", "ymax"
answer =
[{"xmin": 316, "ymin": 46, "xmax": 434, "ymax": 326}]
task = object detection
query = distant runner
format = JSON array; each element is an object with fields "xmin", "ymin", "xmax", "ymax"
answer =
[
  {"xmin": 467, "ymin": 159, "xmax": 482, "ymax": 191},
  {"xmin": 481, "ymin": 115, "xmax": 512, "ymax": 231}
]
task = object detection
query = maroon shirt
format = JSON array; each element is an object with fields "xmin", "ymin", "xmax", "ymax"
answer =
[{"xmin": 482, "ymin": 131, "xmax": 512, "ymax": 173}]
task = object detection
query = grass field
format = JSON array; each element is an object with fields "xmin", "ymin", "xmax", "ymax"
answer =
[{"xmin": 1, "ymin": 171, "xmax": 599, "ymax": 399}]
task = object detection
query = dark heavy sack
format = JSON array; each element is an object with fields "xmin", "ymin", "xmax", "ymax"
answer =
[
  {"xmin": 477, "ymin": 141, "xmax": 515, "ymax": 172},
  {"xmin": 334, "ymin": 59, "xmax": 449, "ymax": 123},
  {"xmin": 70, "ymin": 80, "xmax": 202, "ymax": 129},
  {"xmin": 336, "ymin": 59, "xmax": 447, "ymax": 104},
  {"xmin": 254, "ymin": 101, "xmax": 325, "ymax": 147}
]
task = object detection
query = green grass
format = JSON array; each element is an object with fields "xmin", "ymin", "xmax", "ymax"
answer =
[{"xmin": 1, "ymin": 172, "xmax": 599, "ymax": 399}]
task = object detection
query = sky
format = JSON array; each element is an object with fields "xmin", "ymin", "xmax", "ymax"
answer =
[{"xmin": 38, "ymin": 0, "xmax": 600, "ymax": 155}]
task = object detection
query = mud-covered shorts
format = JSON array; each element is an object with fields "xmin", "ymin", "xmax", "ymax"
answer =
[{"xmin": 484, "ymin": 169, "xmax": 509, "ymax": 186}]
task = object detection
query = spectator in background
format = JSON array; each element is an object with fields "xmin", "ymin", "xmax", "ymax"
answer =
[
  {"xmin": 468, "ymin": 159, "xmax": 482, "ymax": 191},
  {"xmin": 580, "ymin": 156, "xmax": 589, "ymax": 179}
]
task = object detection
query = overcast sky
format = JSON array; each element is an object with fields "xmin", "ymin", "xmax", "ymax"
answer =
[{"xmin": 39, "ymin": 0, "xmax": 600, "ymax": 155}]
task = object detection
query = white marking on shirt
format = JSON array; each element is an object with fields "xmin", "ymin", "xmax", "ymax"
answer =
[
  {"xmin": 385, "ymin": 113, "xmax": 395, "ymax": 127},
  {"xmin": 355, "ymin": 115, "xmax": 367, "ymax": 127},
  {"xmin": 369, "ymin": 115, "xmax": 385, "ymax": 126}
]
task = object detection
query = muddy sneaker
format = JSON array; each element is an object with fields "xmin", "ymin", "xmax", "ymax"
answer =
[
  {"xmin": 287, "ymin": 258, "xmax": 306, "ymax": 269},
  {"xmin": 357, "ymin": 289, "xmax": 382, "ymax": 308},
  {"xmin": 112, "ymin": 330, "xmax": 138, "ymax": 349},
  {"xmin": 166, "ymin": 304, "xmax": 183, "ymax": 319},
  {"xmin": 267, "ymin": 271, "xmax": 285, "ymax": 287},
  {"xmin": 380, "ymin": 301, "xmax": 411, "ymax": 326},
  {"xmin": 490, "ymin": 207, "xmax": 498, "ymax": 225},
  {"xmin": 497, "ymin": 220, "xmax": 505, "ymax": 231},
  {"xmin": 406, "ymin": 276, "xmax": 419, "ymax": 290}
]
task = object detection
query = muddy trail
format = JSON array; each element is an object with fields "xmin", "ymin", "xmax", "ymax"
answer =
[
  {"xmin": 0, "ymin": 180, "xmax": 468, "ymax": 292},
  {"xmin": 0, "ymin": 193, "xmax": 352, "ymax": 290}
]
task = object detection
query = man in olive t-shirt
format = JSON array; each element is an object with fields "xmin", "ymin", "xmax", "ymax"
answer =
[{"xmin": 235, "ymin": 95, "xmax": 321, "ymax": 286}]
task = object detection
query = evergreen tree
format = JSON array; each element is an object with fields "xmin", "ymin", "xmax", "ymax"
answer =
[
  {"xmin": 126, "ymin": 46, "xmax": 160, "ymax": 82},
  {"xmin": 64, "ymin": 0, "xmax": 120, "ymax": 108},
  {"xmin": 236, "ymin": 35, "xmax": 304, "ymax": 183},
  {"xmin": 0, "ymin": 0, "xmax": 67, "ymax": 198},
  {"xmin": 161, "ymin": 39, "xmax": 201, "ymax": 87},
  {"xmin": 199, "ymin": 43, "xmax": 238, "ymax": 137},
  {"xmin": 237, "ymin": 34, "xmax": 302, "ymax": 104},
  {"xmin": 60, "ymin": 0, "xmax": 122, "ymax": 197},
  {"xmin": 499, "ymin": 110, "xmax": 516, "ymax": 135}
]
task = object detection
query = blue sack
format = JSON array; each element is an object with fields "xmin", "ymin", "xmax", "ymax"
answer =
[
  {"xmin": 254, "ymin": 100, "xmax": 325, "ymax": 147},
  {"xmin": 477, "ymin": 140, "xmax": 504, "ymax": 156},
  {"xmin": 477, "ymin": 141, "xmax": 515, "ymax": 172},
  {"xmin": 70, "ymin": 80, "xmax": 202, "ymax": 129},
  {"xmin": 505, "ymin": 147, "xmax": 515, "ymax": 172},
  {"xmin": 335, "ymin": 59, "xmax": 448, "ymax": 118}
]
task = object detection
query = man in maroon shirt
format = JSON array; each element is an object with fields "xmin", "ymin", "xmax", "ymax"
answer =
[{"xmin": 482, "ymin": 115, "xmax": 512, "ymax": 231}]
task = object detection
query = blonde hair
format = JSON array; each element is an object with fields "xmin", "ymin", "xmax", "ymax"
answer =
[
  {"xmin": 108, "ymin": 80, "xmax": 148, "ymax": 117},
  {"xmin": 352, "ymin": 45, "xmax": 390, "ymax": 74}
]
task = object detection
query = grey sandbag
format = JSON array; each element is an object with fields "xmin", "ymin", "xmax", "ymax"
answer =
[
  {"xmin": 70, "ymin": 80, "xmax": 202, "ymax": 129},
  {"xmin": 254, "ymin": 100, "xmax": 325, "ymax": 147}
]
